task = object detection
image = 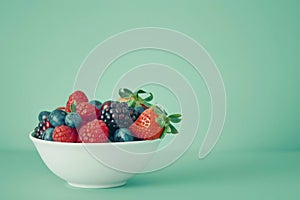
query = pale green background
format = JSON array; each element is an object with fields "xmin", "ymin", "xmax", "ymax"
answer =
[{"xmin": 0, "ymin": 0, "xmax": 300, "ymax": 199}]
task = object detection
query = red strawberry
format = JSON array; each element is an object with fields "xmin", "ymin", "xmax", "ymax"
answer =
[
  {"xmin": 53, "ymin": 125, "xmax": 77, "ymax": 143},
  {"xmin": 76, "ymin": 102, "xmax": 100, "ymax": 123},
  {"xmin": 56, "ymin": 106, "xmax": 66, "ymax": 112},
  {"xmin": 66, "ymin": 90, "xmax": 88, "ymax": 112},
  {"xmin": 78, "ymin": 119, "xmax": 109, "ymax": 143},
  {"xmin": 129, "ymin": 106, "xmax": 182, "ymax": 140}
]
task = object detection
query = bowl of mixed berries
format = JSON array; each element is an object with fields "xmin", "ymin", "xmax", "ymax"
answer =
[{"xmin": 30, "ymin": 88, "xmax": 182, "ymax": 188}]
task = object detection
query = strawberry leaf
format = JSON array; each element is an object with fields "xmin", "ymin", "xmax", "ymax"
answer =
[
  {"xmin": 119, "ymin": 88, "xmax": 133, "ymax": 98},
  {"xmin": 143, "ymin": 92, "xmax": 153, "ymax": 102},
  {"xmin": 168, "ymin": 124, "xmax": 179, "ymax": 134},
  {"xmin": 169, "ymin": 114, "xmax": 182, "ymax": 118},
  {"xmin": 136, "ymin": 90, "xmax": 153, "ymax": 102},
  {"xmin": 70, "ymin": 102, "xmax": 76, "ymax": 112},
  {"xmin": 163, "ymin": 109, "xmax": 168, "ymax": 115},
  {"xmin": 153, "ymin": 105, "xmax": 165, "ymax": 116},
  {"xmin": 135, "ymin": 89, "xmax": 147, "ymax": 94},
  {"xmin": 160, "ymin": 127, "xmax": 169, "ymax": 139},
  {"xmin": 127, "ymin": 98, "xmax": 136, "ymax": 107},
  {"xmin": 169, "ymin": 114, "xmax": 182, "ymax": 123}
]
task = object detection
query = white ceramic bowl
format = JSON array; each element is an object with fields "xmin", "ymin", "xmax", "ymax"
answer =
[{"xmin": 29, "ymin": 133, "xmax": 161, "ymax": 188}]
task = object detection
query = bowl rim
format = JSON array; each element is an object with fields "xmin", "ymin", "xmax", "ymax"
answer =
[{"xmin": 29, "ymin": 132, "xmax": 161, "ymax": 146}]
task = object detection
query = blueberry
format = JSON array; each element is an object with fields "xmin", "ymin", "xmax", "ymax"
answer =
[
  {"xmin": 65, "ymin": 112, "xmax": 82, "ymax": 128},
  {"xmin": 135, "ymin": 106, "xmax": 146, "ymax": 116},
  {"xmin": 38, "ymin": 111, "xmax": 51, "ymax": 122},
  {"xmin": 113, "ymin": 128, "xmax": 134, "ymax": 142},
  {"xmin": 90, "ymin": 100, "xmax": 102, "ymax": 110},
  {"xmin": 42, "ymin": 128, "xmax": 54, "ymax": 141},
  {"xmin": 49, "ymin": 110, "xmax": 67, "ymax": 127}
]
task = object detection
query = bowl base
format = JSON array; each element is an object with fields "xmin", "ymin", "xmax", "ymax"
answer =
[{"xmin": 68, "ymin": 181, "xmax": 126, "ymax": 189}]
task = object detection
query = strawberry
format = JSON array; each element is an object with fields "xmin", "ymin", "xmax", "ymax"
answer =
[
  {"xmin": 56, "ymin": 106, "xmax": 66, "ymax": 112},
  {"xmin": 76, "ymin": 102, "xmax": 100, "ymax": 123},
  {"xmin": 53, "ymin": 125, "xmax": 77, "ymax": 142},
  {"xmin": 78, "ymin": 119, "xmax": 109, "ymax": 143},
  {"xmin": 66, "ymin": 90, "xmax": 88, "ymax": 112},
  {"xmin": 118, "ymin": 88, "xmax": 153, "ymax": 108},
  {"xmin": 129, "ymin": 105, "xmax": 182, "ymax": 140}
]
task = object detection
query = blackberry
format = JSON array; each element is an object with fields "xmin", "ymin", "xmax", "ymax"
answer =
[
  {"xmin": 34, "ymin": 118, "xmax": 52, "ymax": 139},
  {"xmin": 100, "ymin": 101, "xmax": 138, "ymax": 133},
  {"xmin": 34, "ymin": 126, "xmax": 43, "ymax": 139}
]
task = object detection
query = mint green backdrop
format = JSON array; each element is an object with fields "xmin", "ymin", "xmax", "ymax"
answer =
[{"xmin": 0, "ymin": 1, "xmax": 299, "ymax": 199}]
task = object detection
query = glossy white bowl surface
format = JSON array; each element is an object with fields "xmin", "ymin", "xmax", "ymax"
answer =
[{"xmin": 30, "ymin": 133, "xmax": 161, "ymax": 188}]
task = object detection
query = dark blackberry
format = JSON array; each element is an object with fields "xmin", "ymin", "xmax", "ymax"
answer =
[
  {"xmin": 100, "ymin": 101, "xmax": 138, "ymax": 133},
  {"xmin": 38, "ymin": 122, "xmax": 43, "ymax": 129},
  {"xmin": 33, "ymin": 118, "xmax": 52, "ymax": 139},
  {"xmin": 34, "ymin": 128, "xmax": 44, "ymax": 139}
]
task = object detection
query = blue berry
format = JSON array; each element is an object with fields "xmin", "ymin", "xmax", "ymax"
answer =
[
  {"xmin": 42, "ymin": 128, "xmax": 54, "ymax": 141},
  {"xmin": 90, "ymin": 100, "xmax": 102, "ymax": 110},
  {"xmin": 49, "ymin": 110, "xmax": 67, "ymax": 127},
  {"xmin": 38, "ymin": 111, "xmax": 50, "ymax": 122},
  {"xmin": 113, "ymin": 128, "xmax": 134, "ymax": 142},
  {"xmin": 65, "ymin": 112, "xmax": 82, "ymax": 128},
  {"xmin": 135, "ymin": 106, "xmax": 146, "ymax": 116}
]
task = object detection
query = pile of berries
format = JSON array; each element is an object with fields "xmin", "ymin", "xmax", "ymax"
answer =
[{"xmin": 32, "ymin": 88, "xmax": 182, "ymax": 143}]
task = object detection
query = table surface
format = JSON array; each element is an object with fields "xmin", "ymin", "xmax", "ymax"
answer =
[{"xmin": 1, "ymin": 150, "xmax": 299, "ymax": 200}]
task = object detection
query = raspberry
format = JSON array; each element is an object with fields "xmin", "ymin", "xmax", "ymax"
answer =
[
  {"xmin": 76, "ymin": 136, "xmax": 82, "ymax": 143},
  {"xmin": 53, "ymin": 125, "xmax": 77, "ymax": 142},
  {"xmin": 76, "ymin": 102, "xmax": 100, "ymax": 123},
  {"xmin": 78, "ymin": 119, "xmax": 109, "ymax": 143},
  {"xmin": 66, "ymin": 90, "xmax": 88, "ymax": 112}
]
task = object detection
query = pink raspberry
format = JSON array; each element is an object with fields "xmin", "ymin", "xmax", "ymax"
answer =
[{"xmin": 78, "ymin": 119, "xmax": 109, "ymax": 143}]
